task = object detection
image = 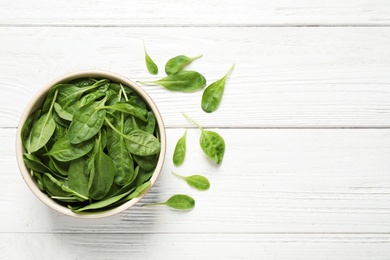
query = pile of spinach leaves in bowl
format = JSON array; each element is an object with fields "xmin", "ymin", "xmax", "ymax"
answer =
[{"xmin": 21, "ymin": 78, "xmax": 161, "ymax": 213}]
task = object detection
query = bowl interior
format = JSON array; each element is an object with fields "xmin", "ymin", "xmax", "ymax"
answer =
[{"xmin": 16, "ymin": 70, "xmax": 166, "ymax": 218}]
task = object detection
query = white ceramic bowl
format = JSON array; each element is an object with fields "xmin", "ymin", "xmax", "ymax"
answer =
[{"xmin": 15, "ymin": 70, "xmax": 166, "ymax": 218}]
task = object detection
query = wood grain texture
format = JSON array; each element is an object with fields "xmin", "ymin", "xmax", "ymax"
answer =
[
  {"xmin": 1, "ymin": 233, "xmax": 390, "ymax": 260},
  {"xmin": 1, "ymin": 0, "xmax": 390, "ymax": 26},
  {"xmin": 2, "ymin": 1, "xmax": 390, "ymax": 258},
  {"xmin": 4, "ymin": 128, "xmax": 390, "ymax": 233},
  {"xmin": 2, "ymin": 27, "xmax": 390, "ymax": 128}
]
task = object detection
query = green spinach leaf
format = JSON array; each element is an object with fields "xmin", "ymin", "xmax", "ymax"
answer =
[
  {"xmin": 54, "ymin": 102, "xmax": 73, "ymax": 121},
  {"xmin": 28, "ymin": 90, "xmax": 58, "ymax": 153},
  {"xmin": 183, "ymin": 113, "xmax": 225, "ymax": 164},
  {"xmin": 68, "ymin": 101, "xmax": 106, "ymax": 144},
  {"xmin": 67, "ymin": 158, "xmax": 89, "ymax": 197},
  {"xmin": 172, "ymin": 172, "xmax": 210, "ymax": 191},
  {"xmin": 21, "ymin": 109, "xmax": 41, "ymax": 152},
  {"xmin": 201, "ymin": 64, "xmax": 234, "ymax": 113},
  {"xmin": 139, "ymin": 70, "xmax": 206, "ymax": 92},
  {"xmin": 106, "ymin": 118, "xmax": 160, "ymax": 156},
  {"xmin": 106, "ymin": 113, "xmax": 135, "ymax": 186},
  {"xmin": 133, "ymin": 154, "xmax": 158, "ymax": 171},
  {"xmin": 172, "ymin": 130, "xmax": 187, "ymax": 166},
  {"xmin": 145, "ymin": 194, "xmax": 195, "ymax": 210},
  {"xmin": 144, "ymin": 42, "xmax": 158, "ymax": 75},
  {"xmin": 88, "ymin": 132, "xmax": 116, "ymax": 200},
  {"xmin": 98, "ymin": 101, "xmax": 147, "ymax": 122},
  {"xmin": 165, "ymin": 54, "xmax": 202, "ymax": 75},
  {"xmin": 44, "ymin": 137, "xmax": 94, "ymax": 162},
  {"xmin": 23, "ymin": 153, "xmax": 54, "ymax": 174}
]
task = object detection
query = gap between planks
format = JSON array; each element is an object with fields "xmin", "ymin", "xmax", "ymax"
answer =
[
  {"xmin": 1, "ymin": 24, "xmax": 390, "ymax": 28},
  {"xmin": 1, "ymin": 231, "xmax": 390, "ymax": 235}
]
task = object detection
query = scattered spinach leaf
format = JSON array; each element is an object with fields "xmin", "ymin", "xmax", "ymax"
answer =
[
  {"xmin": 144, "ymin": 42, "xmax": 158, "ymax": 75},
  {"xmin": 201, "ymin": 64, "xmax": 235, "ymax": 113},
  {"xmin": 172, "ymin": 130, "xmax": 187, "ymax": 166},
  {"xmin": 139, "ymin": 70, "xmax": 206, "ymax": 92},
  {"xmin": 165, "ymin": 54, "xmax": 202, "ymax": 75},
  {"xmin": 172, "ymin": 172, "xmax": 210, "ymax": 191},
  {"xmin": 144, "ymin": 194, "xmax": 195, "ymax": 210},
  {"xmin": 183, "ymin": 113, "xmax": 225, "ymax": 164}
]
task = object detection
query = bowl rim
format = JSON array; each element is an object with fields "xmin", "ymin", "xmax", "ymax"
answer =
[{"xmin": 15, "ymin": 69, "xmax": 166, "ymax": 218}]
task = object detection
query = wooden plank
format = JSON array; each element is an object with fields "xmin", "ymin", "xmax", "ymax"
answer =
[
  {"xmin": 1, "ymin": 0, "xmax": 390, "ymax": 26},
  {"xmin": 1, "ymin": 233, "xmax": 390, "ymax": 259},
  {"xmin": 4, "ymin": 128, "xmax": 390, "ymax": 233},
  {"xmin": 2, "ymin": 27, "xmax": 390, "ymax": 128}
]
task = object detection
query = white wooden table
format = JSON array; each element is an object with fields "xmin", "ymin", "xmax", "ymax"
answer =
[{"xmin": 1, "ymin": 1, "xmax": 390, "ymax": 259}]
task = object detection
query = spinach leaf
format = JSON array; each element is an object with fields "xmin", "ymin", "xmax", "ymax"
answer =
[
  {"xmin": 172, "ymin": 130, "xmax": 187, "ymax": 166},
  {"xmin": 72, "ymin": 188, "xmax": 134, "ymax": 212},
  {"xmin": 57, "ymin": 84, "xmax": 94, "ymax": 110},
  {"xmin": 165, "ymin": 54, "xmax": 202, "ymax": 75},
  {"xmin": 54, "ymin": 102, "xmax": 73, "ymax": 121},
  {"xmin": 42, "ymin": 173, "xmax": 71, "ymax": 198},
  {"xmin": 133, "ymin": 154, "xmax": 158, "ymax": 171},
  {"xmin": 125, "ymin": 130, "xmax": 161, "ymax": 156},
  {"xmin": 68, "ymin": 158, "xmax": 89, "ymax": 198},
  {"xmin": 106, "ymin": 118, "xmax": 160, "ymax": 156},
  {"xmin": 52, "ymin": 124, "xmax": 68, "ymax": 141},
  {"xmin": 139, "ymin": 70, "xmax": 206, "ymax": 92},
  {"xmin": 98, "ymin": 101, "xmax": 148, "ymax": 122},
  {"xmin": 76, "ymin": 88, "xmax": 107, "ymax": 108},
  {"xmin": 183, "ymin": 113, "xmax": 225, "ymax": 165},
  {"xmin": 21, "ymin": 109, "xmax": 41, "ymax": 152},
  {"xmin": 121, "ymin": 181, "xmax": 151, "ymax": 201},
  {"xmin": 44, "ymin": 137, "xmax": 94, "ymax": 162},
  {"xmin": 109, "ymin": 82, "xmax": 135, "ymax": 97},
  {"xmin": 106, "ymin": 113, "xmax": 135, "ymax": 186},
  {"xmin": 143, "ymin": 111, "xmax": 156, "ymax": 134},
  {"xmin": 199, "ymin": 130, "xmax": 225, "ymax": 165},
  {"xmin": 172, "ymin": 172, "xmax": 210, "ymax": 191},
  {"xmin": 44, "ymin": 172, "xmax": 88, "ymax": 202},
  {"xmin": 68, "ymin": 101, "xmax": 106, "ymax": 144},
  {"xmin": 88, "ymin": 132, "xmax": 116, "ymax": 200},
  {"xmin": 132, "ymin": 167, "xmax": 153, "ymax": 188},
  {"xmin": 23, "ymin": 153, "xmax": 54, "ymax": 174},
  {"xmin": 48, "ymin": 156, "xmax": 69, "ymax": 177},
  {"xmin": 109, "ymin": 181, "xmax": 151, "ymax": 209},
  {"xmin": 28, "ymin": 90, "xmax": 58, "ymax": 153},
  {"xmin": 201, "ymin": 64, "xmax": 234, "ymax": 113},
  {"xmin": 131, "ymin": 111, "xmax": 156, "ymax": 134},
  {"xmin": 145, "ymin": 194, "xmax": 195, "ymax": 210},
  {"xmin": 70, "ymin": 78, "xmax": 96, "ymax": 87},
  {"xmin": 41, "ymin": 84, "xmax": 65, "ymax": 114},
  {"xmin": 52, "ymin": 111, "xmax": 71, "ymax": 128},
  {"xmin": 144, "ymin": 42, "xmax": 158, "ymax": 75}
]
